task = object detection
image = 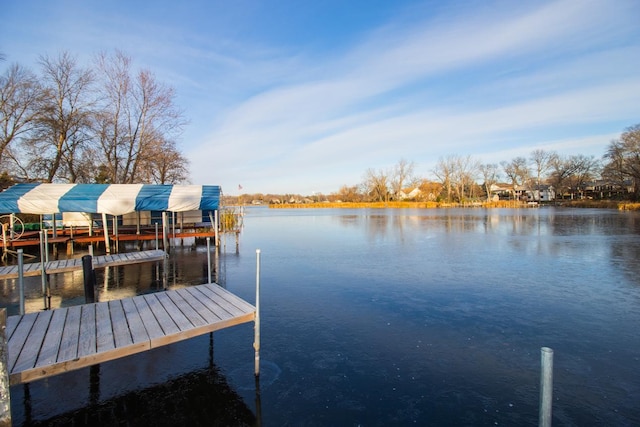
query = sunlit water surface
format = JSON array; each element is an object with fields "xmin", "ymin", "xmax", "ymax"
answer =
[{"xmin": 2, "ymin": 207, "xmax": 639, "ymax": 426}]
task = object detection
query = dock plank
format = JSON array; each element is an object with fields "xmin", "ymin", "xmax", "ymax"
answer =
[
  {"xmin": 96, "ymin": 302, "xmax": 115, "ymax": 352},
  {"xmin": 57, "ymin": 306, "xmax": 82, "ymax": 362},
  {"xmin": 7, "ymin": 314, "xmax": 38, "ymax": 372},
  {"xmin": 155, "ymin": 292, "xmax": 193, "ymax": 331},
  {"xmin": 121, "ymin": 298, "xmax": 149, "ymax": 344},
  {"xmin": 109, "ymin": 300, "xmax": 132, "ymax": 348},
  {"xmin": 143, "ymin": 294, "xmax": 180, "ymax": 336},
  {"xmin": 132, "ymin": 296, "xmax": 165, "ymax": 340},
  {"xmin": 35, "ymin": 309, "xmax": 67, "ymax": 367},
  {"xmin": 77, "ymin": 305, "xmax": 96, "ymax": 358},
  {"xmin": 12, "ymin": 311, "xmax": 53, "ymax": 374}
]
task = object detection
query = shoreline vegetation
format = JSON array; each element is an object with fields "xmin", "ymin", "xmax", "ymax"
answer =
[{"xmin": 268, "ymin": 200, "xmax": 640, "ymax": 211}]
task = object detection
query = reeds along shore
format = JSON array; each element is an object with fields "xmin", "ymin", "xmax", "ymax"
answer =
[{"xmin": 269, "ymin": 200, "xmax": 640, "ymax": 210}]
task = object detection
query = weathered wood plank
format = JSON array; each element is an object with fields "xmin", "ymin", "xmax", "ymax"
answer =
[
  {"xmin": 197, "ymin": 285, "xmax": 246, "ymax": 317},
  {"xmin": 187, "ymin": 287, "xmax": 235, "ymax": 321},
  {"xmin": 155, "ymin": 292, "xmax": 193, "ymax": 331},
  {"xmin": 121, "ymin": 298, "xmax": 149, "ymax": 344},
  {"xmin": 12, "ymin": 311, "xmax": 53, "ymax": 374},
  {"xmin": 35, "ymin": 309, "xmax": 67, "ymax": 367},
  {"xmin": 57, "ymin": 305, "xmax": 82, "ymax": 362},
  {"xmin": 7, "ymin": 314, "xmax": 37, "ymax": 372},
  {"xmin": 177, "ymin": 287, "xmax": 223, "ymax": 323},
  {"xmin": 132, "ymin": 296, "xmax": 165, "ymax": 340},
  {"xmin": 77, "ymin": 305, "xmax": 96, "ymax": 358},
  {"xmin": 96, "ymin": 302, "xmax": 115, "ymax": 353},
  {"xmin": 143, "ymin": 294, "xmax": 180, "ymax": 335},
  {"xmin": 164, "ymin": 290, "xmax": 207, "ymax": 328},
  {"xmin": 206, "ymin": 284, "xmax": 256, "ymax": 313},
  {"xmin": 109, "ymin": 300, "xmax": 132, "ymax": 348}
]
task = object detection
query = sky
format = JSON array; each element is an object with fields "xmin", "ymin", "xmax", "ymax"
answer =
[{"xmin": 1, "ymin": 0, "xmax": 639, "ymax": 195}]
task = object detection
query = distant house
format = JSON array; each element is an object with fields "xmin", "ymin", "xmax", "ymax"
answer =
[
  {"xmin": 398, "ymin": 188, "xmax": 422, "ymax": 200},
  {"xmin": 491, "ymin": 183, "xmax": 555, "ymax": 202},
  {"xmin": 524, "ymin": 185, "xmax": 555, "ymax": 202}
]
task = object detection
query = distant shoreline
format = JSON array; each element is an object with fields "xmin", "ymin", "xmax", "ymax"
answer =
[{"xmin": 267, "ymin": 200, "xmax": 640, "ymax": 210}]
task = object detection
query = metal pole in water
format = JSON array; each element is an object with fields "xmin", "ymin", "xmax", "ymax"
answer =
[
  {"xmin": 18, "ymin": 249, "xmax": 25, "ymax": 315},
  {"xmin": 155, "ymin": 223, "xmax": 159, "ymax": 251},
  {"xmin": 39, "ymin": 231, "xmax": 48, "ymax": 310},
  {"xmin": 206, "ymin": 237, "xmax": 212, "ymax": 284},
  {"xmin": 254, "ymin": 249, "xmax": 261, "ymax": 377},
  {"xmin": 539, "ymin": 347, "xmax": 554, "ymax": 427}
]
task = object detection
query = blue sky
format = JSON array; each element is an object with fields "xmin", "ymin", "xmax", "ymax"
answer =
[{"xmin": 2, "ymin": 0, "xmax": 639, "ymax": 195}]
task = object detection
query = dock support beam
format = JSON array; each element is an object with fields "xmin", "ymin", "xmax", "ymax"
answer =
[
  {"xmin": 539, "ymin": 347, "xmax": 554, "ymax": 427},
  {"xmin": 0, "ymin": 308, "xmax": 12, "ymax": 427},
  {"xmin": 254, "ymin": 249, "xmax": 261, "ymax": 377}
]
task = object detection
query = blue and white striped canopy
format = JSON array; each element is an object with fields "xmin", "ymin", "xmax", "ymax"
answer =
[{"xmin": 0, "ymin": 184, "xmax": 221, "ymax": 216}]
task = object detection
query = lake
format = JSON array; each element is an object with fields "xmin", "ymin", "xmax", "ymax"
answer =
[{"xmin": 3, "ymin": 207, "xmax": 640, "ymax": 426}]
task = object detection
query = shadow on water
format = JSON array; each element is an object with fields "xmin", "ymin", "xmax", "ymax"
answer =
[{"xmin": 22, "ymin": 365, "xmax": 256, "ymax": 427}]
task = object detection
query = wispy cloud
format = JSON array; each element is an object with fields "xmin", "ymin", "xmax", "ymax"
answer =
[
  {"xmin": 2, "ymin": 0, "xmax": 638, "ymax": 194},
  {"xmin": 188, "ymin": 0, "xmax": 639, "ymax": 193}
]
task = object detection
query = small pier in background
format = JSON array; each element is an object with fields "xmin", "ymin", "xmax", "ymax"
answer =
[{"xmin": 0, "ymin": 249, "xmax": 166, "ymax": 280}]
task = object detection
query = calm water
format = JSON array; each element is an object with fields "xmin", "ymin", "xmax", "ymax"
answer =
[{"xmin": 2, "ymin": 207, "xmax": 640, "ymax": 426}]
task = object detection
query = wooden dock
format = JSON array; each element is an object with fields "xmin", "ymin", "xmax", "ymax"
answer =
[
  {"xmin": 0, "ymin": 250, "xmax": 166, "ymax": 280},
  {"xmin": 5, "ymin": 283, "xmax": 256, "ymax": 385}
]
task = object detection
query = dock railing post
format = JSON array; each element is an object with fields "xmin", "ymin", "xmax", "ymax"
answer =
[
  {"xmin": 206, "ymin": 237, "xmax": 212, "ymax": 284},
  {"xmin": 39, "ymin": 231, "xmax": 48, "ymax": 310},
  {"xmin": 254, "ymin": 249, "xmax": 261, "ymax": 377},
  {"xmin": 0, "ymin": 308, "xmax": 12, "ymax": 427},
  {"xmin": 18, "ymin": 249, "xmax": 25, "ymax": 315},
  {"xmin": 539, "ymin": 347, "xmax": 554, "ymax": 427}
]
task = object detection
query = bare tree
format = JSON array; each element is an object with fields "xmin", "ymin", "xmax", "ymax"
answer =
[
  {"xmin": 604, "ymin": 124, "xmax": 640, "ymax": 199},
  {"xmin": 433, "ymin": 156, "xmax": 455, "ymax": 202},
  {"xmin": 501, "ymin": 157, "xmax": 529, "ymax": 199},
  {"xmin": 362, "ymin": 168, "xmax": 389, "ymax": 202},
  {"xmin": 479, "ymin": 163, "xmax": 500, "ymax": 201},
  {"xmin": 530, "ymin": 149, "xmax": 557, "ymax": 189},
  {"xmin": 94, "ymin": 50, "xmax": 186, "ymax": 183},
  {"xmin": 452, "ymin": 155, "xmax": 479, "ymax": 201},
  {"xmin": 568, "ymin": 154, "xmax": 600, "ymax": 198},
  {"xmin": 0, "ymin": 64, "xmax": 43, "ymax": 170},
  {"xmin": 25, "ymin": 52, "xmax": 95, "ymax": 182},
  {"xmin": 141, "ymin": 137, "xmax": 190, "ymax": 184},
  {"xmin": 390, "ymin": 158, "xmax": 415, "ymax": 198}
]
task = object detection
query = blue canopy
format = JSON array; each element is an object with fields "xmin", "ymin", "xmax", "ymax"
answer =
[{"xmin": 0, "ymin": 184, "xmax": 221, "ymax": 216}]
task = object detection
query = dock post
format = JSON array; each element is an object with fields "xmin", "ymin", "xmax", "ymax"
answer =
[
  {"xmin": 39, "ymin": 231, "xmax": 49, "ymax": 310},
  {"xmin": 539, "ymin": 347, "xmax": 554, "ymax": 427},
  {"xmin": 206, "ymin": 237, "xmax": 212, "ymax": 284},
  {"xmin": 101, "ymin": 213, "xmax": 110, "ymax": 254},
  {"xmin": 155, "ymin": 223, "xmax": 159, "ymax": 251},
  {"xmin": 18, "ymin": 249, "xmax": 25, "ymax": 315},
  {"xmin": 214, "ymin": 210, "xmax": 219, "ymax": 247},
  {"xmin": 82, "ymin": 255, "xmax": 96, "ymax": 304},
  {"xmin": 0, "ymin": 308, "xmax": 12, "ymax": 427},
  {"xmin": 162, "ymin": 212, "xmax": 169, "ymax": 253},
  {"xmin": 254, "ymin": 249, "xmax": 261, "ymax": 377}
]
